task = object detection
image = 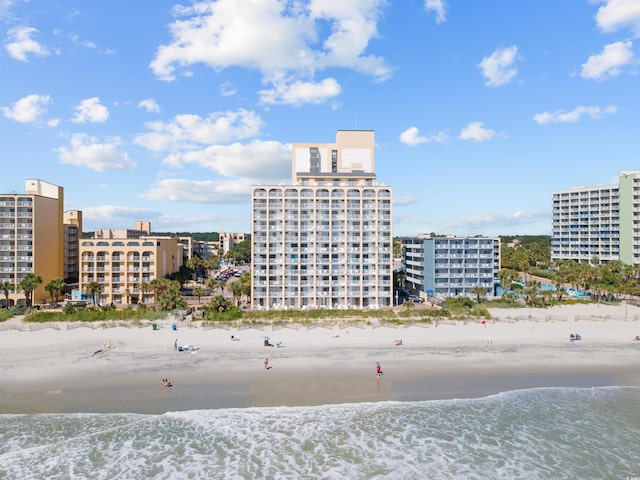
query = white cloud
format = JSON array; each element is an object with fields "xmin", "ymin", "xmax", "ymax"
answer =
[
  {"xmin": 393, "ymin": 195, "xmax": 418, "ymax": 207},
  {"xmin": 4, "ymin": 26, "xmax": 49, "ymax": 62},
  {"xmin": 400, "ymin": 127, "xmax": 427, "ymax": 146},
  {"xmin": 418, "ymin": 209, "xmax": 550, "ymax": 237},
  {"xmin": 69, "ymin": 33, "xmax": 96, "ymax": 49},
  {"xmin": 141, "ymin": 178, "xmax": 254, "ymax": 204},
  {"xmin": 150, "ymin": 0, "xmax": 390, "ymax": 105},
  {"xmin": 134, "ymin": 109, "xmax": 263, "ymax": 152},
  {"xmin": 220, "ymin": 82, "xmax": 237, "ymax": 97},
  {"xmin": 581, "ymin": 41, "xmax": 633, "ymax": 80},
  {"xmin": 259, "ymin": 78, "xmax": 342, "ymax": 105},
  {"xmin": 138, "ymin": 98, "xmax": 160, "ymax": 113},
  {"xmin": 81, "ymin": 205, "xmax": 161, "ymax": 230},
  {"xmin": 46, "ymin": 118, "xmax": 60, "ymax": 127},
  {"xmin": 534, "ymin": 105, "xmax": 617, "ymax": 124},
  {"xmin": 595, "ymin": 0, "xmax": 640, "ymax": 36},
  {"xmin": 459, "ymin": 122, "xmax": 497, "ymax": 142},
  {"xmin": 478, "ymin": 46, "xmax": 518, "ymax": 87},
  {"xmin": 72, "ymin": 97, "xmax": 109, "ymax": 123},
  {"xmin": 55, "ymin": 134, "xmax": 137, "ymax": 172},
  {"xmin": 162, "ymin": 140, "xmax": 291, "ymax": 180},
  {"xmin": 1, "ymin": 93, "xmax": 51, "ymax": 123},
  {"xmin": 399, "ymin": 126, "xmax": 447, "ymax": 146},
  {"xmin": 425, "ymin": 0, "xmax": 446, "ymax": 24},
  {"xmin": 0, "ymin": 0, "xmax": 15, "ymax": 19}
]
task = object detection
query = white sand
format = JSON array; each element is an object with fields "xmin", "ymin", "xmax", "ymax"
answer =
[{"xmin": 1, "ymin": 303, "xmax": 639, "ymax": 413}]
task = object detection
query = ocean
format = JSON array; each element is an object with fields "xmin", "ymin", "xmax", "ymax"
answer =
[{"xmin": 1, "ymin": 386, "xmax": 638, "ymax": 480}]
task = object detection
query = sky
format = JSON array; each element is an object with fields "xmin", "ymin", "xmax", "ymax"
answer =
[{"xmin": 1, "ymin": 0, "xmax": 639, "ymax": 237}]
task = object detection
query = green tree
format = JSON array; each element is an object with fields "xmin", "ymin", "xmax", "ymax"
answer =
[
  {"xmin": 0, "ymin": 281, "xmax": 13, "ymax": 308},
  {"xmin": 229, "ymin": 240, "xmax": 251, "ymax": 264},
  {"xmin": 149, "ymin": 278, "xmax": 163, "ymax": 305},
  {"xmin": 471, "ymin": 286, "xmax": 485, "ymax": 303},
  {"xmin": 208, "ymin": 294, "xmax": 233, "ymax": 313},
  {"xmin": 166, "ymin": 265, "xmax": 193, "ymax": 289},
  {"xmin": 140, "ymin": 281, "xmax": 151, "ymax": 304},
  {"xmin": 155, "ymin": 279, "xmax": 187, "ymax": 311},
  {"xmin": 86, "ymin": 281, "xmax": 102, "ymax": 306},
  {"xmin": 204, "ymin": 256, "xmax": 220, "ymax": 277},
  {"xmin": 206, "ymin": 278, "xmax": 223, "ymax": 296},
  {"xmin": 193, "ymin": 285, "xmax": 206, "ymax": 305},
  {"xmin": 187, "ymin": 256, "xmax": 204, "ymax": 282},
  {"xmin": 19, "ymin": 273, "xmax": 42, "ymax": 309},
  {"xmin": 44, "ymin": 277, "xmax": 66, "ymax": 306}
]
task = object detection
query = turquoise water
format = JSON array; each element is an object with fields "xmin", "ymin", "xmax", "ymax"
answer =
[{"xmin": 1, "ymin": 387, "xmax": 639, "ymax": 479}]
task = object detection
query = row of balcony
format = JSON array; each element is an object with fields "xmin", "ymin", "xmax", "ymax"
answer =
[
  {"xmin": 81, "ymin": 255, "xmax": 154, "ymax": 263},
  {"xmin": 0, "ymin": 234, "xmax": 33, "ymax": 239},
  {"xmin": 0, "ymin": 200, "xmax": 33, "ymax": 205},
  {"xmin": 82, "ymin": 266, "xmax": 152, "ymax": 272},
  {"xmin": 81, "ymin": 279, "xmax": 151, "ymax": 285},
  {"xmin": 0, "ymin": 212, "xmax": 32, "ymax": 218},
  {"xmin": 434, "ymin": 273, "xmax": 495, "ymax": 279},
  {"xmin": 0, "ymin": 267, "xmax": 32, "ymax": 273},
  {"xmin": 0, "ymin": 223, "xmax": 32, "ymax": 228}
]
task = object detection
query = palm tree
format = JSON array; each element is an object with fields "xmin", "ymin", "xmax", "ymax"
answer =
[
  {"xmin": 149, "ymin": 278, "xmax": 165, "ymax": 305},
  {"xmin": 44, "ymin": 277, "xmax": 66, "ymax": 306},
  {"xmin": 140, "ymin": 281, "xmax": 150, "ymax": 304},
  {"xmin": 1, "ymin": 281, "xmax": 13, "ymax": 308},
  {"xmin": 206, "ymin": 278, "xmax": 221, "ymax": 296},
  {"xmin": 193, "ymin": 285, "xmax": 206, "ymax": 305},
  {"xmin": 86, "ymin": 281, "xmax": 102, "ymax": 306},
  {"xmin": 471, "ymin": 286, "xmax": 485, "ymax": 303},
  {"xmin": 19, "ymin": 273, "xmax": 42, "ymax": 309}
]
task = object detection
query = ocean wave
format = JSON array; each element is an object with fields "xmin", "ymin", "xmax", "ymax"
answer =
[{"xmin": 1, "ymin": 386, "xmax": 639, "ymax": 479}]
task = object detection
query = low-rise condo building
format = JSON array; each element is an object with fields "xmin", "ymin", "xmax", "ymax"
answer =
[
  {"xmin": 78, "ymin": 222, "xmax": 183, "ymax": 305},
  {"xmin": 402, "ymin": 236, "xmax": 501, "ymax": 299}
]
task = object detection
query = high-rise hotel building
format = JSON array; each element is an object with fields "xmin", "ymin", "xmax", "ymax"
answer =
[
  {"xmin": 250, "ymin": 130, "xmax": 393, "ymax": 310},
  {"xmin": 0, "ymin": 179, "xmax": 64, "ymax": 306},
  {"xmin": 552, "ymin": 171, "xmax": 640, "ymax": 265}
]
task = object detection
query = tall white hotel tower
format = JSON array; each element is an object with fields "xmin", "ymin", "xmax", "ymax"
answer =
[{"xmin": 250, "ymin": 130, "xmax": 393, "ymax": 310}]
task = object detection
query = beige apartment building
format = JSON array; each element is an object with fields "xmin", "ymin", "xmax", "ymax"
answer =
[
  {"xmin": 78, "ymin": 222, "xmax": 183, "ymax": 305},
  {"xmin": 251, "ymin": 130, "xmax": 393, "ymax": 310},
  {"xmin": 0, "ymin": 179, "xmax": 64, "ymax": 307},
  {"xmin": 219, "ymin": 232, "xmax": 247, "ymax": 255}
]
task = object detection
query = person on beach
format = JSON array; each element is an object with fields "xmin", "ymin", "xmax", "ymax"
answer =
[
  {"xmin": 264, "ymin": 358, "xmax": 270, "ymax": 369},
  {"xmin": 376, "ymin": 362, "xmax": 383, "ymax": 377},
  {"xmin": 174, "ymin": 339, "xmax": 178, "ymax": 351},
  {"xmin": 231, "ymin": 335, "xmax": 240, "ymax": 341},
  {"xmin": 162, "ymin": 378, "xmax": 172, "ymax": 387}
]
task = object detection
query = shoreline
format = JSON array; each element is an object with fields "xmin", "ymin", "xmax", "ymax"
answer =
[{"xmin": 1, "ymin": 303, "xmax": 640, "ymax": 414}]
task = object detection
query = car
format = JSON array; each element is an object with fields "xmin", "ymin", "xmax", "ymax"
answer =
[{"xmin": 406, "ymin": 294, "xmax": 425, "ymax": 303}]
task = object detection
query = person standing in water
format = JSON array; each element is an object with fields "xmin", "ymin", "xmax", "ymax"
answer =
[
  {"xmin": 264, "ymin": 357, "xmax": 269, "ymax": 369},
  {"xmin": 376, "ymin": 362, "xmax": 383, "ymax": 377}
]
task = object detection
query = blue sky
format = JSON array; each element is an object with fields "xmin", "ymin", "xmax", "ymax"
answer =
[{"xmin": 1, "ymin": 0, "xmax": 639, "ymax": 237}]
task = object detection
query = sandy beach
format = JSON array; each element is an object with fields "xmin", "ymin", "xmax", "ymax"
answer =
[{"xmin": 1, "ymin": 303, "xmax": 639, "ymax": 414}]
